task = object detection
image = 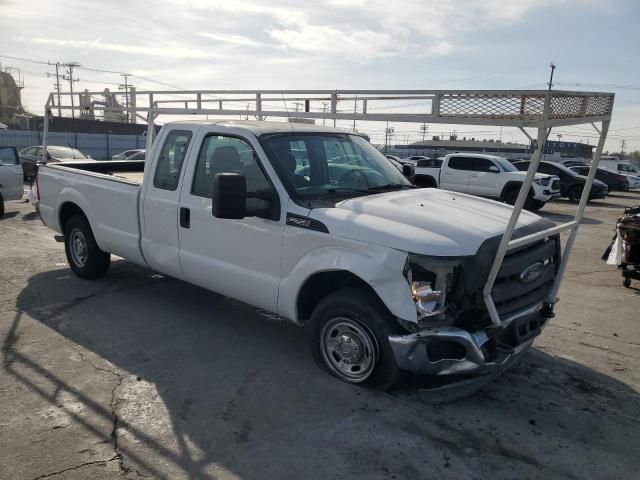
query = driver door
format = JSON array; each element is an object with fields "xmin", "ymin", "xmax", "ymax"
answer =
[
  {"xmin": 0, "ymin": 147, "xmax": 24, "ymax": 201},
  {"xmin": 177, "ymin": 131, "xmax": 284, "ymax": 313}
]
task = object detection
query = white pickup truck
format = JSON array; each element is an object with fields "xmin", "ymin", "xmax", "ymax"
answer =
[
  {"xmin": 0, "ymin": 146, "xmax": 24, "ymax": 217},
  {"xmin": 38, "ymin": 121, "xmax": 560, "ymax": 390},
  {"xmin": 413, "ymin": 153, "xmax": 560, "ymax": 211}
]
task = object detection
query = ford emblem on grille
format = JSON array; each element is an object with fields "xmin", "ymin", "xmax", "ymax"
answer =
[{"xmin": 519, "ymin": 261, "xmax": 544, "ymax": 284}]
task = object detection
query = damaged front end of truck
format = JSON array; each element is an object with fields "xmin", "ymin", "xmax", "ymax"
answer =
[{"xmin": 389, "ymin": 219, "xmax": 560, "ymax": 384}]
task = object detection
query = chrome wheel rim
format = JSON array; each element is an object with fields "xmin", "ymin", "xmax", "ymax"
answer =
[
  {"xmin": 70, "ymin": 228, "xmax": 88, "ymax": 267},
  {"xmin": 320, "ymin": 317, "xmax": 378, "ymax": 383}
]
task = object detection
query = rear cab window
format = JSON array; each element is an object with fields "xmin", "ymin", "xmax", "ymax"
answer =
[{"xmin": 153, "ymin": 130, "xmax": 193, "ymax": 191}]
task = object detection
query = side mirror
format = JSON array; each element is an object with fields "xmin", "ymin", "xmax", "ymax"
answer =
[
  {"xmin": 213, "ymin": 173, "xmax": 247, "ymax": 219},
  {"xmin": 402, "ymin": 163, "xmax": 415, "ymax": 178},
  {"xmin": 489, "ymin": 165, "xmax": 500, "ymax": 173}
]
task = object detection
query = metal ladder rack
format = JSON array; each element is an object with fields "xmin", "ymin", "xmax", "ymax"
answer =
[{"xmin": 42, "ymin": 88, "xmax": 614, "ymax": 326}]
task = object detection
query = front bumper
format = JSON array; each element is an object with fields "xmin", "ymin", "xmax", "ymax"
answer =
[{"xmin": 389, "ymin": 303, "xmax": 551, "ymax": 376}]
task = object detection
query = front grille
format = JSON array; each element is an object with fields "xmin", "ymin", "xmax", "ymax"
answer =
[
  {"xmin": 551, "ymin": 179, "xmax": 560, "ymax": 191},
  {"xmin": 491, "ymin": 236, "xmax": 558, "ymax": 317}
]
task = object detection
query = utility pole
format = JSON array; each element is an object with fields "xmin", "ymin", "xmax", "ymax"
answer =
[
  {"xmin": 47, "ymin": 62, "xmax": 62, "ymax": 117},
  {"xmin": 119, "ymin": 73, "xmax": 131, "ymax": 123},
  {"xmin": 420, "ymin": 123, "xmax": 428, "ymax": 142},
  {"xmin": 547, "ymin": 62, "xmax": 556, "ymax": 91},
  {"xmin": 322, "ymin": 101, "xmax": 328, "ymax": 126},
  {"xmin": 556, "ymin": 133, "xmax": 562, "ymax": 142},
  {"xmin": 385, "ymin": 125, "xmax": 394, "ymax": 154},
  {"xmin": 63, "ymin": 62, "xmax": 81, "ymax": 119},
  {"xmin": 620, "ymin": 139, "xmax": 627, "ymax": 159},
  {"xmin": 293, "ymin": 102, "xmax": 302, "ymax": 113}
]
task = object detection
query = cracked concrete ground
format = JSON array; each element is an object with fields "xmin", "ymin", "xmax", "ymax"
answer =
[{"xmin": 1, "ymin": 192, "xmax": 640, "ymax": 479}]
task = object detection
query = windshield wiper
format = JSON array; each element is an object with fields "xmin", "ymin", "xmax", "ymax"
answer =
[
  {"xmin": 314, "ymin": 187, "xmax": 376, "ymax": 202},
  {"xmin": 367, "ymin": 183, "xmax": 417, "ymax": 191}
]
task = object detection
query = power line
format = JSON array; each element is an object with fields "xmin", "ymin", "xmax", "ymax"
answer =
[{"xmin": 0, "ymin": 53, "xmax": 49, "ymax": 65}]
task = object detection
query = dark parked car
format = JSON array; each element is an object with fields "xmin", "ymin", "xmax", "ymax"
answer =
[
  {"xmin": 513, "ymin": 160, "xmax": 608, "ymax": 201},
  {"xmin": 19, "ymin": 146, "xmax": 90, "ymax": 181},
  {"xmin": 570, "ymin": 165, "xmax": 629, "ymax": 191}
]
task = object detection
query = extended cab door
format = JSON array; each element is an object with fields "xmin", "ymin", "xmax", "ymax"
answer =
[
  {"xmin": 140, "ymin": 127, "xmax": 197, "ymax": 279},
  {"xmin": 467, "ymin": 157, "xmax": 501, "ymax": 197},
  {"xmin": 177, "ymin": 130, "xmax": 284, "ymax": 313},
  {"xmin": 0, "ymin": 146, "xmax": 24, "ymax": 201},
  {"xmin": 440, "ymin": 156, "xmax": 471, "ymax": 193}
]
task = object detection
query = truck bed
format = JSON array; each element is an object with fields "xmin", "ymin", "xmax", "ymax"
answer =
[
  {"xmin": 38, "ymin": 160, "xmax": 147, "ymax": 267},
  {"xmin": 50, "ymin": 160, "xmax": 146, "ymax": 185}
]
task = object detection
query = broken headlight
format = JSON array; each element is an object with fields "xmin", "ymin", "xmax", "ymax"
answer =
[{"xmin": 403, "ymin": 254, "xmax": 462, "ymax": 321}]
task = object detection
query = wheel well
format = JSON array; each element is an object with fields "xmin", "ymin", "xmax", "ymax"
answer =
[
  {"xmin": 59, "ymin": 202, "xmax": 86, "ymax": 231},
  {"xmin": 296, "ymin": 270, "xmax": 388, "ymax": 323},
  {"xmin": 414, "ymin": 175, "xmax": 437, "ymax": 188},
  {"xmin": 500, "ymin": 181, "xmax": 525, "ymax": 201}
]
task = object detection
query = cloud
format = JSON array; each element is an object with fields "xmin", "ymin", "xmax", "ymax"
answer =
[
  {"xmin": 198, "ymin": 32, "xmax": 270, "ymax": 48},
  {"xmin": 27, "ymin": 37, "xmax": 224, "ymax": 59}
]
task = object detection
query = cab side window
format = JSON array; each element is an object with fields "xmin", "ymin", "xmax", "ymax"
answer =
[
  {"xmin": 470, "ymin": 158, "xmax": 495, "ymax": 172},
  {"xmin": 192, "ymin": 135, "xmax": 276, "ymax": 217},
  {"xmin": 153, "ymin": 130, "xmax": 192, "ymax": 191},
  {"xmin": 448, "ymin": 157, "xmax": 472, "ymax": 170}
]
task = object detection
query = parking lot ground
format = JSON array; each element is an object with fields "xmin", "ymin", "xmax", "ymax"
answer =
[{"xmin": 1, "ymin": 192, "xmax": 640, "ymax": 480}]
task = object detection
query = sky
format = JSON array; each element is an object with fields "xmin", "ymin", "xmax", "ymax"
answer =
[{"xmin": 1, "ymin": 0, "xmax": 639, "ymax": 152}]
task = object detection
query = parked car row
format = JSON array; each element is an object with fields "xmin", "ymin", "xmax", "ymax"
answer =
[
  {"xmin": 18, "ymin": 146, "xmax": 146, "ymax": 181},
  {"xmin": 386, "ymin": 152, "xmax": 640, "ymax": 210}
]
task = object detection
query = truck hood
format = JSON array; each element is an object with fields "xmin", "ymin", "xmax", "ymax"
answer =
[{"xmin": 310, "ymin": 189, "xmax": 542, "ymax": 256}]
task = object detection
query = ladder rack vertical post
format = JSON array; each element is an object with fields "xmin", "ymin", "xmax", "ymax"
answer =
[
  {"xmin": 256, "ymin": 93, "xmax": 262, "ymax": 120},
  {"xmin": 547, "ymin": 119, "xmax": 611, "ymax": 302},
  {"xmin": 482, "ymin": 123, "xmax": 548, "ymax": 324},
  {"xmin": 41, "ymin": 94, "xmax": 53, "ymax": 167}
]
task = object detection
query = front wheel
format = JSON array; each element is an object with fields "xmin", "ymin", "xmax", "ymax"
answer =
[
  {"xmin": 64, "ymin": 215, "xmax": 110, "ymax": 279},
  {"xmin": 306, "ymin": 288, "xmax": 402, "ymax": 390}
]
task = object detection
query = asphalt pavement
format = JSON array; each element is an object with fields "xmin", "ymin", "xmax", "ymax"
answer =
[{"xmin": 1, "ymin": 192, "xmax": 639, "ymax": 479}]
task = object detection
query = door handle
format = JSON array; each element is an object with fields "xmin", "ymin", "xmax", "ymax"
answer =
[{"xmin": 179, "ymin": 207, "xmax": 190, "ymax": 228}]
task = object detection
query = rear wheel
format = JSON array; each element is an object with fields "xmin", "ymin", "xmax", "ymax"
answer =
[
  {"xmin": 64, "ymin": 215, "xmax": 110, "ymax": 279},
  {"xmin": 306, "ymin": 288, "xmax": 402, "ymax": 390},
  {"xmin": 568, "ymin": 185, "xmax": 583, "ymax": 203},
  {"xmin": 528, "ymin": 199, "xmax": 546, "ymax": 211},
  {"xmin": 414, "ymin": 176, "xmax": 436, "ymax": 188}
]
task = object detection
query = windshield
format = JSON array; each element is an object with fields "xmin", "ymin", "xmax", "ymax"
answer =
[
  {"xmin": 260, "ymin": 133, "xmax": 411, "ymax": 201},
  {"xmin": 494, "ymin": 158, "xmax": 518, "ymax": 172},
  {"xmin": 48, "ymin": 147, "xmax": 87, "ymax": 159}
]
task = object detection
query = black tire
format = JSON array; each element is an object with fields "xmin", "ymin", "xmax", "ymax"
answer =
[
  {"xmin": 504, "ymin": 188, "xmax": 519, "ymax": 205},
  {"xmin": 528, "ymin": 199, "xmax": 546, "ymax": 211},
  {"xmin": 624, "ymin": 277, "xmax": 631, "ymax": 288},
  {"xmin": 0, "ymin": 194, "xmax": 4, "ymax": 218},
  {"xmin": 64, "ymin": 214, "xmax": 110, "ymax": 279},
  {"xmin": 568, "ymin": 185, "xmax": 583, "ymax": 203},
  {"xmin": 306, "ymin": 288, "xmax": 402, "ymax": 390},
  {"xmin": 414, "ymin": 176, "xmax": 436, "ymax": 188}
]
